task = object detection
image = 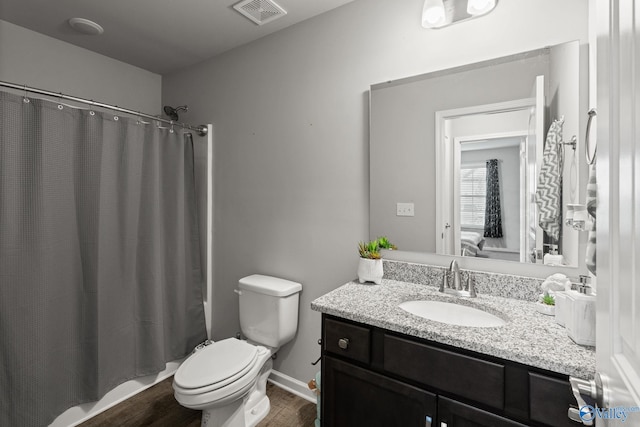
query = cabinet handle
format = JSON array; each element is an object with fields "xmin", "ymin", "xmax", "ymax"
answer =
[{"xmin": 338, "ymin": 338, "xmax": 349, "ymax": 350}]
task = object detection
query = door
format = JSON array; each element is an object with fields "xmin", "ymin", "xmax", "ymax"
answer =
[
  {"xmin": 592, "ymin": 0, "xmax": 640, "ymax": 424},
  {"xmin": 436, "ymin": 99, "xmax": 537, "ymax": 258},
  {"xmin": 322, "ymin": 356, "xmax": 436, "ymax": 427},
  {"xmin": 525, "ymin": 75, "xmax": 545, "ymax": 264}
]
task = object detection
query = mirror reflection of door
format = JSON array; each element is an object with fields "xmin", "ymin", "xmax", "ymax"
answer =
[
  {"xmin": 456, "ymin": 136, "xmax": 526, "ymax": 262},
  {"xmin": 438, "ymin": 97, "xmax": 542, "ymax": 263}
]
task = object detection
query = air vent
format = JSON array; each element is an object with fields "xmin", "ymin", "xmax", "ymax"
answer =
[{"xmin": 233, "ymin": 0, "xmax": 287, "ymax": 26}]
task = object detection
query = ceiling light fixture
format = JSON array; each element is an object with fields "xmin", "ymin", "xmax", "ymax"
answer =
[
  {"xmin": 421, "ymin": 0, "xmax": 446, "ymax": 28},
  {"xmin": 68, "ymin": 18, "xmax": 104, "ymax": 35},
  {"xmin": 421, "ymin": 0, "xmax": 497, "ymax": 29}
]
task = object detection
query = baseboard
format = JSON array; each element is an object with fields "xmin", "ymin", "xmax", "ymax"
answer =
[{"xmin": 268, "ymin": 369, "xmax": 317, "ymax": 403}]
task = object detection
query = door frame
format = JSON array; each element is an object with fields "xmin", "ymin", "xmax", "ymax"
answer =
[{"xmin": 435, "ymin": 98, "xmax": 537, "ymax": 256}]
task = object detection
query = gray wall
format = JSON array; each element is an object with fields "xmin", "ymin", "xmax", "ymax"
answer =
[
  {"xmin": 0, "ymin": 19, "xmax": 161, "ymax": 114},
  {"xmin": 162, "ymin": 0, "xmax": 588, "ymax": 385}
]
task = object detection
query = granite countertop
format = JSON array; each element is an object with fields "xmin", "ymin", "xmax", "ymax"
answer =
[{"xmin": 311, "ymin": 278, "xmax": 595, "ymax": 380}]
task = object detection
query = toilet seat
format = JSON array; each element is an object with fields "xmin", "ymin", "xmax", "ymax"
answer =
[
  {"xmin": 173, "ymin": 338, "xmax": 271, "ymax": 410},
  {"xmin": 175, "ymin": 338, "xmax": 259, "ymax": 394}
]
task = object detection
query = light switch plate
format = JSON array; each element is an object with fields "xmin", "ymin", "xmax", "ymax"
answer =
[{"xmin": 396, "ymin": 202, "xmax": 415, "ymax": 217}]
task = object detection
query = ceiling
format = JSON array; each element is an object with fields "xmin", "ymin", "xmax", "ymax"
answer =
[{"xmin": 0, "ymin": 0, "xmax": 355, "ymax": 75}]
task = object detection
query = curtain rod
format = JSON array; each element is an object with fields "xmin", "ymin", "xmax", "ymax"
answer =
[{"xmin": 0, "ymin": 80, "xmax": 208, "ymax": 137}]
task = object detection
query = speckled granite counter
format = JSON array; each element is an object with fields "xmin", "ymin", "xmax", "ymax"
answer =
[{"xmin": 311, "ymin": 278, "xmax": 595, "ymax": 380}]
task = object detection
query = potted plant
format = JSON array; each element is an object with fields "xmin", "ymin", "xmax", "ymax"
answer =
[
  {"xmin": 536, "ymin": 293, "xmax": 556, "ymax": 316},
  {"xmin": 357, "ymin": 237, "xmax": 395, "ymax": 285},
  {"xmin": 377, "ymin": 236, "xmax": 397, "ymax": 251}
]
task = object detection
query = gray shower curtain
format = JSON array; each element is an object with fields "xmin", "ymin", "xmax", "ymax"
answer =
[{"xmin": 0, "ymin": 91, "xmax": 207, "ymax": 427}]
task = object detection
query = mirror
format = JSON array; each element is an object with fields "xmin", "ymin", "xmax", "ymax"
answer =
[{"xmin": 370, "ymin": 40, "xmax": 586, "ymax": 268}]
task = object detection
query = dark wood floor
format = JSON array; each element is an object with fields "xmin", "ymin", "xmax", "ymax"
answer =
[{"xmin": 78, "ymin": 377, "xmax": 317, "ymax": 427}]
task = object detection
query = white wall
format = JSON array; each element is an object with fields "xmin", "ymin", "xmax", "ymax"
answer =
[
  {"xmin": 0, "ymin": 19, "xmax": 161, "ymax": 114},
  {"xmin": 162, "ymin": 0, "xmax": 588, "ymax": 387}
]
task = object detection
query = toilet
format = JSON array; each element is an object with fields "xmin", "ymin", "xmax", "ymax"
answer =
[{"xmin": 173, "ymin": 274, "xmax": 302, "ymax": 427}]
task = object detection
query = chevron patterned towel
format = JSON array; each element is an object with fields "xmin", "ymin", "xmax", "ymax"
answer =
[
  {"xmin": 536, "ymin": 119, "xmax": 564, "ymax": 241},
  {"xmin": 585, "ymin": 162, "xmax": 597, "ymax": 274}
]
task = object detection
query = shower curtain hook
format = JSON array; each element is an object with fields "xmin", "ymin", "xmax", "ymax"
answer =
[
  {"xmin": 57, "ymin": 92, "xmax": 64, "ymax": 110},
  {"xmin": 23, "ymin": 85, "xmax": 30, "ymax": 103},
  {"xmin": 89, "ymin": 100, "xmax": 96, "ymax": 116},
  {"xmin": 170, "ymin": 121, "xmax": 175, "ymax": 133},
  {"xmin": 112, "ymin": 105, "xmax": 119, "ymax": 121}
]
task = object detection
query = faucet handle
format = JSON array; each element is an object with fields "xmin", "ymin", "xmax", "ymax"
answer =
[
  {"xmin": 468, "ymin": 274, "xmax": 477, "ymax": 298},
  {"xmin": 440, "ymin": 272, "xmax": 448, "ymax": 292}
]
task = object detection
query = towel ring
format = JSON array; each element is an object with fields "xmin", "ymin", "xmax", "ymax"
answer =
[{"xmin": 585, "ymin": 108, "xmax": 597, "ymax": 165}]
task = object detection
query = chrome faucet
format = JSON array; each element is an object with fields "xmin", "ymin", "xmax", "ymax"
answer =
[
  {"xmin": 450, "ymin": 259, "xmax": 462, "ymax": 290},
  {"xmin": 439, "ymin": 259, "xmax": 477, "ymax": 298}
]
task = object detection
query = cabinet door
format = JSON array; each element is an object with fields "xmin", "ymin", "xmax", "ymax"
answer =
[
  {"xmin": 438, "ymin": 397, "xmax": 528, "ymax": 427},
  {"xmin": 323, "ymin": 355, "xmax": 436, "ymax": 427}
]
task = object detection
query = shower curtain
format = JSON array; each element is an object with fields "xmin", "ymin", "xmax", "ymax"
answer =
[{"xmin": 0, "ymin": 91, "xmax": 207, "ymax": 427}]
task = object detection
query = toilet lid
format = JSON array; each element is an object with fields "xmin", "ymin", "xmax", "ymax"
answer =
[{"xmin": 174, "ymin": 338, "xmax": 258, "ymax": 390}]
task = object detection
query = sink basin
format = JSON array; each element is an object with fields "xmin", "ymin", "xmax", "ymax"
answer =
[{"xmin": 399, "ymin": 300, "xmax": 506, "ymax": 327}]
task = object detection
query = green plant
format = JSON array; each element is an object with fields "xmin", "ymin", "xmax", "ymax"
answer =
[
  {"xmin": 377, "ymin": 236, "xmax": 397, "ymax": 250},
  {"xmin": 541, "ymin": 294, "xmax": 555, "ymax": 306},
  {"xmin": 358, "ymin": 240, "xmax": 381, "ymax": 259}
]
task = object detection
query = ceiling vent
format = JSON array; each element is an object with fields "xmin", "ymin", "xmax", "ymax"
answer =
[{"xmin": 233, "ymin": 0, "xmax": 287, "ymax": 26}]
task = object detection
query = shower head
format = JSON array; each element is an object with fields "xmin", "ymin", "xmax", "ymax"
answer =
[{"xmin": 163, "ymin": 105, "xmax": 188, "ymax": 121}]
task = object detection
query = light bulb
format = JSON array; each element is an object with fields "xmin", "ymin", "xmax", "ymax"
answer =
[
  {"xmin": 422, "ymin": 0, "xmax": 446, "ymax": 28},
  {"xmin": 467, "ymin": 0, "xmax": 496, "ymax": 16}
]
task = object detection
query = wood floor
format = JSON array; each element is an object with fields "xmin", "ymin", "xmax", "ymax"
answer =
[{"xmin": 78, "ymin": 377, "xmax": 317, "ymax": 427}]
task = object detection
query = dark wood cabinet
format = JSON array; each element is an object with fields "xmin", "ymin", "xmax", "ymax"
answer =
[
  {"xmin": 438, "ymin": 397, "xmax": 528, "ymax": 427},
  {"xmin": 321, "ymin": 314, "xmax": 579, "ymax": 427},
  {"xmin": 324, "ymin": 356, "xmax": 436, "ymax": 427}
]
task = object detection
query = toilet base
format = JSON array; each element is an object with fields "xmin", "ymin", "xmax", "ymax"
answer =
[{"xmin": 199, "ymin": 358, "xmax": 273, "ymax": 427}]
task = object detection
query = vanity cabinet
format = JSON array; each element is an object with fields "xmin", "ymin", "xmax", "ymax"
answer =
[
  {"xmin": 323, "ymin": 356, "xmax": 437, "ymax": 426},
  {"xmin": 321, "ymin": 314, "xmax": 579, "ymax": 427}
]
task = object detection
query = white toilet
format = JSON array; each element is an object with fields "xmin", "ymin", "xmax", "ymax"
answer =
[{"xmin": 173, "ymin": 274, "xmax": 302, "ymax": 427}]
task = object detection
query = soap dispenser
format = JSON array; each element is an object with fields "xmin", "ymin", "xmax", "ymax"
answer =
[
  {"xmin": 543, "ymin": 245, "xmax": 564, "ymax": 266},
  {"xmin": 566, "ymin": 275, "xmax": 596, "ymax": 347}
]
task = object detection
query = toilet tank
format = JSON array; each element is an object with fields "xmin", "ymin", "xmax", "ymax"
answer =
[{"xmin": 238, "ymin": 274, "xmax": 302, "ymax": 349}]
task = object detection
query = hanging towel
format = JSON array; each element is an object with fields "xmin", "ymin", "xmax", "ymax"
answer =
[
  {"xmin": 536, "ymin": 119, "xmax": 564, "ymax": 241},
  {"xmin": 585, "ymin": 162, "xmax": 597, "ymax": 274}
]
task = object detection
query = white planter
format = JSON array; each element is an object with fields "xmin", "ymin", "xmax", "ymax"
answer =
[
  {"xmin": 357, "ymin": 258, "xmax": 383, "ymax": 285},
  {"xmin": 535, "ymin": 303, "xmax": 556, "ymax": 316}
]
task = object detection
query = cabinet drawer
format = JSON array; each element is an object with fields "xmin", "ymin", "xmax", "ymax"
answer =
[
  {"xmin": 529, "ymin": 373, "xmax": 578, "ymax": 427},
  {"xmin": 324, "ymin": 317, "xmax": 371, "ymax": 364},
  {"xmin": 384, "ymin": 334, "xmax": 505, "ymax": 410}
]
